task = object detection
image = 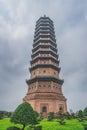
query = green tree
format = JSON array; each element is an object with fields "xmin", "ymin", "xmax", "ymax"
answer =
[
  {"xmin": 84, "ymin": 107, "xmax": 87, "ymax": 116},
  {"xmin": 11, "ymin": 102, "xmax": 37, "ymax": 130},
  {"xmin": 65, "ymin": 112, "xmax": 72, "ymax": 119},
  {"xmin": 34, "ymin": 111, "xmax": 39, "ymax": 118},
  {"xmin": 57, "ymin": 109, "xmax": 65, "ymax": 125},
  {"xmin": 48, "ymin": 112, "xmax": 54, "ymax": 121},
  {"xmin": 0, "ymin": 111, "xmax": 12, "ymax": 119},
  {"xmin": 0, "ymin": 111, "xmax": 6, "ymax": 119},
  {"xmin": 77, "ymin": 110, "xmax": 84, "ymax": 122},
  {"xmin": 69, "ymin": 109, "xmax": 75, "ymax": 119}
]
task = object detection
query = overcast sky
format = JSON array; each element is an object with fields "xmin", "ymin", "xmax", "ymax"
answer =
[{"xmin": 0, "ymin": 0, "xmax": 87, "ymax": 112}]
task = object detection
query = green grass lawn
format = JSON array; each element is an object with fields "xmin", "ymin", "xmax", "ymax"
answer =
[
  {"xmin": 0, "ymin": 118, "xmax": 86, "ymax": 130},
  {"xmin": 0, "ymin": 118, "xmax": 23, "ymax": 130}
]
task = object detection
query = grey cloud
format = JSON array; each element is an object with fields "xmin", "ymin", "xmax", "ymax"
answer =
[{"xmin": 0, "ymin": 0, "xmax": 87, "ymax": 112}]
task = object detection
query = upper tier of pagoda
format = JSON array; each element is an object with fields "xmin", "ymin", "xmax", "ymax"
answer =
[
  {"xmin": 23, "ymin": 15, "xmax": 67, "ymax": 114},
  {"xmin": 27, "ymin": 15, "xmax": 63, "ymax": 84},
  {"xmin": 32, "ymin": 16, "xmax": 58, "ymax": 60}
]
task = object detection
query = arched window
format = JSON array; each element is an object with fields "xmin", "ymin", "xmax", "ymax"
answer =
[
  {"xmin": 54, "ymin": 72, "xmax": 56, "ymax": 75},
  {"xmin": 59, "ymin": 107, "xmax": 63, "ymax": 111},
  {"xmin": 38, "ymin": 85, "xmax": 41, "ymax": 88},
  {"xmin": 43, "ymin": 70, "xmax": 46, "ymax": 73},
  {"xmin": 33, "ymin": 72, "xmax": 35, "ymax": 75},
  {"xmin": 59, "ymin": 107, "xmax": 63, "ymax": 113},
  {"xmin": 48, "ymin": 85, "xmax": 51, "ymax": 88},
  {"xmin": 53, "ymin": 86, "xmax": 55, "ymax": 88},
  {"xmin": 42, "ymin": 106, "xmax": 47, "ymax": 113}
]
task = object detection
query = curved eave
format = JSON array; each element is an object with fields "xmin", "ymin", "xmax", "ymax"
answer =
[
  {"xmin": 35, "ymin": 30, "xmax": 55, "ymax": 39},
  {"xmin": 31, "ymin": 50, "xmax": 58, "ymax": 59},
  {"xmin": 30, "ymin": 56, "xmax": 59, "ymax": 64},
  {"xmin": 33, "ymin": 39, "xmax": 57, "ymax": 48},
  {"xmin": 36, "ymin": 17, "xmax": 53, "ymax": 25},
  {"xmin": 34, "ymin": 36, "xmax": 56, "ymax": 43},
  {"xmin": 34, "ymin": 37, "xmax": 56, "ymax": 44},
  {"xmin": 32, "ymin": 44, "xmax": 57, "ymax": 53},
  {"xmin": 26, "ymin": 76, "xmax": 64, "ymax": 85},
  {"xmin": 35, "ymin": 25, "xmax": 54, "ymax": 33},
  {"xmin": 29, "ymin": 64, "xmax": 61, "ymax": 73},
  {"xmin": 35, "ymin": 21, "xmax": 54, "ymax": 29}
]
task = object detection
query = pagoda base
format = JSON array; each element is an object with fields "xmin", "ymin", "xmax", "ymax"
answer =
[{"xmin": 23, "ymin": 98, "xmax": 67, "ymax": 114}]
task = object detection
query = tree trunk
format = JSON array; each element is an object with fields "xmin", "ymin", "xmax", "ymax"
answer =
[{"xmin": 21, "ymin": 124, "xmax": 25, "ymax": 130}]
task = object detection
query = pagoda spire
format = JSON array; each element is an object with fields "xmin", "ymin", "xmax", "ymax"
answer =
[{"xmin": 23, "ymin": 16, "xmax": 67, "ymax": 114}]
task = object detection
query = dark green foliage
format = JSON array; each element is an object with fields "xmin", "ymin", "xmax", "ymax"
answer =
[
  {"xmin": 57, "ymin": 109, "xmax": 66, "ymax": 125},
  {"xmin": 58, "ymin": 118, "xmax": 65, "ymax": 125},
  {"xmin": 34, "ymin": 111, "xmax": 39, "ymax": 117},
  {"xmin": 83, "ymin": 107, "xmax": 87, "ymax": 116},
  {"xmin": 7, "ymin": 126, "xmax": 20, "ymax": 130},
  {"xmin": 64, "ymin": 112, "xmax": 72, "ymax": 119},
  {"xmin": 77, "ymin": 110, "xmax": 84, "ymax": 122},
  {"xmin": 37, "ymin": 117, "xmax": 42, "ymax": 122},
  {"xmin": 35, "ymin": 126, "xmax": 42, "ymax": 130},
  {"xmin": 0, "ymin": 111, "xmax": 6, "ymax": 119},
  {"xmin": 48, "ymin": 112, "xmax": 54, "ymax": 121},
  {"xmin": 8, "ymin": 112, "xmax": 12, "ymax": 118},
  {"xmin": 0, "ymin": 111, "xmax": 12, "ymax": 119},
  {"xmin": 11, "ymin": 102, "xmax": 38, "ymax": 130},
  {"xmin": 39, "ymin": 112, "xmax": 44, "ymax": 120},
  {"xmin": 69, "ymin": 109, "xmax": 76, "ymax": 118},
  {"xmin": 82, "ymin": 124, "xmax": 87, "ymax": 130},
  {"xmin": 84, "ymin": 127, "xmax": 87, "ymax": 130},
  {"xmin": 29, "ymin": 125, "xmax": 42, "ymax": 130}
]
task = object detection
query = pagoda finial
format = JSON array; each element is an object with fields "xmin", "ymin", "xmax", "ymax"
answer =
[{"xmin": 44, "ymin": 14, "xmax": 46, "ymax": 17}]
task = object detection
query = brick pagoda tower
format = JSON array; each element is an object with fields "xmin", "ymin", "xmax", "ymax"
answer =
[{"xmin": 23, "ymin": 15, "xmax": 67, "ymax": 114}]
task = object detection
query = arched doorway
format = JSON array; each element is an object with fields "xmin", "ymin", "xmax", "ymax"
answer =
[
  {"xmin": 42, "ymin": 106, "xmax": 47, "ymax": 113},
  {"xmin": 59, "ymin": 107, "xmax": 63, "ymax": 111},
  {"xmin": 59, "ymin": 106, "xmax": 63, "ymax": 113}
]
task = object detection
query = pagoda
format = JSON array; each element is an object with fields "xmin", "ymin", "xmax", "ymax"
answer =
[{"xmin": 23, "ymin": 15, "xmax": 67, "ymax": 114}]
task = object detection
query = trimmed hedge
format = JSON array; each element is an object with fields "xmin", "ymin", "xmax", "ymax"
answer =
[{"xmin": 7, "ymin": 126, "xmax": 20, "ymax": 130}]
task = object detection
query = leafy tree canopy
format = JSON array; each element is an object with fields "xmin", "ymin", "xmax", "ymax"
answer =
[
  {"xmin": 83, "ymin": 107, "xmax": 87, "ymax": 116},
  {"xmin": 11, "ymin": 102, "xmax": 37, "ymax": 130},
  {"xmin": 0, "ymin": 111, "xmax": 12, "ymax": 119}
]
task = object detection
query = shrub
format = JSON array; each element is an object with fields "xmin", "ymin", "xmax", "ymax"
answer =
[
  {"xmin": 57, "ymin": 109, "xmax": 66, "ymax": 125},
  {"xmin": 82, "ymin": 123, "xmax": 87, "ymax": 130},
  {"xmin": 0, "ymin": 111, "xmax": 12, "ymax": 119},
  {"xmin": 28, "ymin": 125, "xmax": 42, "ymax": 130},
  {"xmin": 7, "ymin": 126, "xmax": 20, "ymax": 130},
  {"xmin": 48, "ymin": 112, "xmax": 54, "ymax": 121},
  {"xmin": 34, "ymin": 111, "xmax": 39, "ymax": 117},
  {"xmin": 84, "ymin": 126, "xmax": 87, "ymax": 130},
  {"xmin": 11, "ymin": 102, "xmax": 38, "ymax": 130},
  {"xmin": 65, "ymin": 112, "xmax": 72, "ymax": 119},
  {"xmin": 35, "ymin": 126, "xmax": 42, "ymax": 130},
  {"xmin": 83, "ymin": 107, "xmax": 87, "ymax": 116},
  {"xmin": 58, "ymin": 118, "xmax": 65, "ymax": 125},
  {"xmin": 77, "ymin": 110, "xmax": 84, "ymax": 122}
]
